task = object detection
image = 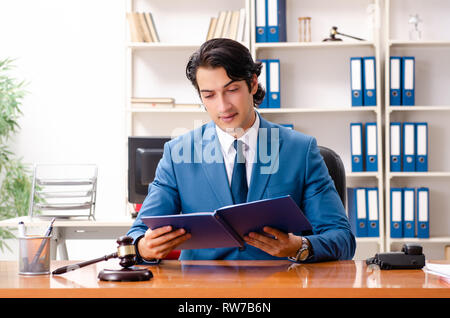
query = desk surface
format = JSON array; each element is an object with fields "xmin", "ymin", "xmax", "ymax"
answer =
[{"xmin": 1, "ymin": 260, "xmax": 449, "ymax": 298}]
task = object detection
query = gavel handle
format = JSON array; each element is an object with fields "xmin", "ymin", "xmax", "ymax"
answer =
[
  {"xmin": 336, "ymin": 31, "xmax": 365, "ymax": 41},
  {"xmin": 52, "ymin": 252, "xmax": 118, "ymax": 275}
]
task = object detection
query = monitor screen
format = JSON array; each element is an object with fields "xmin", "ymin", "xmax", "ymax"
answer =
[{"xmin": 128, "ymin": 136, "xmax": 171, "ymax": 203}]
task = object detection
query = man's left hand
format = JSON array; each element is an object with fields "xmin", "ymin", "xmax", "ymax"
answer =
[{"xmin": 243, "ymin": 226, "xmax": 302, "ymax": 258}]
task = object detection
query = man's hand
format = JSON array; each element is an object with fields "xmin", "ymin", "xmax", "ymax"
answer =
[
  {"xmin": 138, "ymin": 226, "xmax": 191, "ymax": 260},
  {"xmin": 243, "ymin": 226, "xmax": 302, "ymax": 258}
]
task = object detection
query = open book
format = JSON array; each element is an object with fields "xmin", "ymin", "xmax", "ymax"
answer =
[{"xmin": 141, "ymin": 195, "xmax": 312, "ymax": 250}]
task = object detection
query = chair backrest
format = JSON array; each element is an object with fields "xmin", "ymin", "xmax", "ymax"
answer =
[{"xmin": 318, "ymin": 146, "xmax": 346, "ymax": 207}]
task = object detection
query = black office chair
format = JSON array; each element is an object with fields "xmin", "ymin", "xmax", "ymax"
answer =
[{"xmin": 318, "ymin": 146, "xmax": 346, "ymax": 207}]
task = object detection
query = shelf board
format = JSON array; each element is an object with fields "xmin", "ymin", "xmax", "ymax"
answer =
[
  {"xmin": 127, "ymin": 41, "xmax": 250, "ymax": 50},
  {"xmin": 389, "ymin": 172, "xmax": 450, "ymax": 178},
  {"xmin": 389, "ymin": 237, "xmax": 450, "ymax": 244},
  {"xmin": 128, "ymin": 107, "xmax": 203, "ymax": 113},
  {"xmin": 388, "ymin": 106, "xmax": 450, "ymax": 112},
  {"xmin": 347, "ymin": 172, "xmax": 379, "ymax": 178},
  {"xmin": 127, "ymin": 107, "xmax": 378, "ymax": 114},
  {"xmin": 356, "ymin": 237, "xmax": 382, "ymax": 244},
  {"xmin": 258, "ymin": 107, "xmax": 377, "ymax": 113},
  {"xmin": 127, "ymin": 42, "xmax": 201, "ymax": 50},
  {"xmin": 389, "ymin": 40, "xmax": 450, "ymax": 47},
  {"xmin": 255, "ymin": 41, "xmax": 375, "ymax": 50}
]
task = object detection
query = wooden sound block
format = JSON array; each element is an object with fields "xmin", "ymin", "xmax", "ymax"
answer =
[{"xmin": 98, "ymin": 267, "xmax": 153, "ymax": 282}]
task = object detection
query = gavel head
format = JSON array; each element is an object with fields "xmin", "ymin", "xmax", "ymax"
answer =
[
  {"xmin": 116, "ymin": 236, "xmax": 137, "ymax": 268},
  {"xmin": 330, "ymin": 26, "xmax": 338, "ymax": 36}
]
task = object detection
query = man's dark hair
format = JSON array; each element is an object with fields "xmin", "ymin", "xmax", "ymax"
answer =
[{"xmin": 186, "ymin": 38, "xmax": 265, "ymax": 107}]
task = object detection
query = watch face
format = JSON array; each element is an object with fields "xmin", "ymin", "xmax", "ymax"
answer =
[{"xmin": 299, "ymin": 249, "xmax": 309, "ymax": 261}]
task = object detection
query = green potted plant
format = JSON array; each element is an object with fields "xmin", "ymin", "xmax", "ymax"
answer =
[{"xmin": 0, "ymin": 58, "xmax": 36, "ymax": 252}]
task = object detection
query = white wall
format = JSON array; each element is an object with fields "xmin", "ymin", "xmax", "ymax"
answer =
[{"xmin": 0, "ymin": 0, "xmax": 127, "ymax": 259}]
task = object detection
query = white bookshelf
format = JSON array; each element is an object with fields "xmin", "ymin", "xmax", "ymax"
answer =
[
  {"xmin": 125, "ymin": 0, "xmax": 251, "ymax": 135},
  {"xmin": 124, "ymin": 0, "xmax": 386, "ymax": 259},
  {"xmin": 249, "ymin": 0, "xmax": 385, "ymax": 257},
  {"xmin": 124, "ymin": 0, "xmax": 450, "ymax": 260},
  {"xmin": 125, "ymin": 0, "xmax": 253, "ymax": 201},
  {"xmin": 384, "ymin": 0, "xmax": 450, "ymax": 259}
]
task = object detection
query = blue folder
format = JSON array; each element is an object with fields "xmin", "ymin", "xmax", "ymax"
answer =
[
  {"xmin": 267, "ymin": 59, "xmax": 280, "ymax": 108},
  {"xmin": 366, "ymin": 188, "xmax": 379, "ymax": 237},
  {"xmin": 402, "ymin": 56, "xmax": 415, "ymax": 106},
  {"xmin": 363, "ymin": 57, "xmax": 376, "ymax": 106},
  {"xmin": 390, "ymin": 57, "xmax": 402, "ymax": 106},
  {"xmin": 365, "ymin": 122, "xmax": 378, "ymax": 172},
  {"xmin": 266, "ymin": 0, "xmax": 287, "ymax": 42},
  {"xmin": 350, "ymin": 57, "xmax": 363, "ymax": 106},
  {"xmin": 403, "ymin": 122, "xmax": 416, "ymax": 172},
  {"xmin": 142, "ymin": 195, "xmax": 312, "ymax": 250},
  {"xmin": 417, "ymin": 187, "xmax": 430, "ymax": 239},
  {"xmin": 347, "ymin": 188, "xmax": 368, "ymax": 237},
  {"xmin": 255, "ymin": 0, "xmax": 267, "ymax": 42},
  {"xmin": 350, "ymin": 123, "xmax": 364, "ymax": 172},
  {"xmin": 403, "ymin": 188, "xmax": 415, "ymax": 238},
  {"xmin": 257, "ymin": 59, "xmax": 269, "ymax": 108},
  {"xmin": 390, "ymin": 188, "xmax": 403, "ymax": 238},
  {"xmin": 390, "ymin": 122, "xmax": 402, "ymax": 172},
  {"xmin": 415, "ymin": 122, "xmax": 428, "ymax": 172}
]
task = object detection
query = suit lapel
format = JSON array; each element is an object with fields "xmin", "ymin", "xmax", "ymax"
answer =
[
  {"xmin": 247, "ymin": 114, "xmax": 282, "ymax": 202},
  {"xmin": 198, "ymin": 113, "xmax": 283, "ymax": 206}
]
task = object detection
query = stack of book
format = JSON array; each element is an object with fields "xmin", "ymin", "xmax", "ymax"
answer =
[
  {"xmin": 206, "ymin": 9, "xmax": 246, "ymax": 42},
  {"xmin": 127, "ymin": 12, "xmax": 160, "ymax": 43}
]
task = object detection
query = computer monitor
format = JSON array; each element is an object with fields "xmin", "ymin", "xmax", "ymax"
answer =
[{"xmin": 128, "ymin": 136, "xmax": 171, "ymax": 204}]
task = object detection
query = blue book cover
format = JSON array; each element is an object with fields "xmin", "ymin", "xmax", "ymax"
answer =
[{"xmin": 142, "ymin": 195, "xmax": 312, "ymax": 250}]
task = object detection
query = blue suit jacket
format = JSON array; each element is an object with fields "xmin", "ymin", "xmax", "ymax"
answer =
[{"xmin": 127, "ymin": 113, "xmax": 356, "ymax": 262}]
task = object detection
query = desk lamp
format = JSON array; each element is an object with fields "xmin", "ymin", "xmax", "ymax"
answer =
[
  {"xmin": 52, "ymin": 236, "xmax": 152, "ymax": 281},
  {"xmin": 323, "ymin": 26, "xmax": 366, "ymax": 41}
]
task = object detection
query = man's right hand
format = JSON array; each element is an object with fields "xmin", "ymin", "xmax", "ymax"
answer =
[{"xmin": 137, "ymin": 226, "xmax": 191, "ymax": 260}]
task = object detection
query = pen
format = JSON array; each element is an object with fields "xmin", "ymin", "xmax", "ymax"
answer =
[
  {"xmin": 18, "ymin": 221, "xmax": 26, "ymax": 237},
  {"xmin": 18, "ymin": 221, "xmax": 28, "ymax": 272},
  {"xmin": 30, "ymin": 218, "xmax": 56, "ymax": 268},
  {"xmin": 42, "ymin": 217, "xmax": 56, "ymax": 237}
]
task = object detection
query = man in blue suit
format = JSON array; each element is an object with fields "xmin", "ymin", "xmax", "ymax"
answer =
[{"xmin": 127, "ymin": 38, "xmax": 355, "ymax": 263}]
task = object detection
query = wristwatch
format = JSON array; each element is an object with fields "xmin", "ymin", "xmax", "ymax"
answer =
[
  {"xmin": 134, "ymin": 235, "xmax": 161, "ymax": 265},
  {"xmin": 289, "ymin": 236, "xmax": 312, "ymax": 262}
]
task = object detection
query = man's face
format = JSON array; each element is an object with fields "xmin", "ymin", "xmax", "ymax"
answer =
[{"xmin": 196, "ymin": 66, "xmax": 257, "ymax": 136}]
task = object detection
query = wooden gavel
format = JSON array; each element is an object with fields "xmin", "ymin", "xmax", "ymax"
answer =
[{"xmin": 52, "ymin": 236, "xmax": 138, "ymax": 275}]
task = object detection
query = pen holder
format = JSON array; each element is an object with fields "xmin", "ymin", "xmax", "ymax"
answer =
[{"xmin": 18, "ymin": 235, "xmax": 51, "ymax": 275}]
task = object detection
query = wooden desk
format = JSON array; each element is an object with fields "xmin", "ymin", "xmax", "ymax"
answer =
[{"xmin": 1, "ymin": 260, "xmax": 449, "ymax": 298}]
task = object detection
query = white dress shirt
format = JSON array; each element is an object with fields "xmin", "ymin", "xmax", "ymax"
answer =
[{"xmin": 215, "ymin": 112, "xmax": 260, "ymax": 187}]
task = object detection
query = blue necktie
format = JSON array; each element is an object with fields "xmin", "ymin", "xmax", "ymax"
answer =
[{"xmin": 231, "ymin": 140, "xmax": 248, "ymax": 204}]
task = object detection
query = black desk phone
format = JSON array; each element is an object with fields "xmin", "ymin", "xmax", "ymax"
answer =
[{"xmin": 366, "ymin": 243, "xmax": 425, "ymax": 270}]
